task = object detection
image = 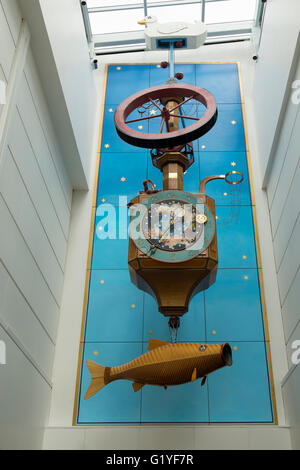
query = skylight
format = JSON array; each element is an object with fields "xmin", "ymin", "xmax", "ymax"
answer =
[{"xmin": 83, "ymin": 0, "xmax": 260, "ymax": 53}]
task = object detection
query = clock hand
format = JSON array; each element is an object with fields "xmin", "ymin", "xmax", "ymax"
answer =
[
  {"xmin": 148, "ymin": 212, "xmax": 189, "ymax": 254},
  {"xmin": 155, "ymin": 212, "xmax": 204, "ymax": 249},
  {"xmin": 148, "ymin": 224, "xmax": 172, "ymax": 254}
]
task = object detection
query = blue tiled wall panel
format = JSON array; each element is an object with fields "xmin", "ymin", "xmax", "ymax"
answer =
[
  {"xmin": 205, "ymin": 269, "xmax": 265, "ymax": 342},
  {"xmin": 196, "ymin": 63, "xmax": 241, "ymax": 104},
  {"xmin": 91, "ymin": 204, "xmax": 129, "ymax": 269},
  {"xmin": 216, "ymin": 205, "xmax": 258, "ymax": 268},
  {"xmin": 106, "ymin": 65, "xmax": 150, "ymax": 105},
  {"xmin": 84, "ymin": 270, "xmax": 144, "ymax": 343},
  {"xmin": 140, "ymin": 373, "xmax": 209, "ymax": 423},
  {"xmin": 78, "ymin": 342, "xmax": 143, "ymax": 423},
  {"xmin": 208, "ymin": 341, "xmax": 273, "ymax": 423},
  {"xmin": 195, "ymin": 104, "xmax": 246, "ymax": 152},
  {"xmin": 96, "ymin": 151, "xmax": 148, "ymax": 205},
  {"xmin": 77, "ymin": 63, "xmax": 273, "ymax": 425}
]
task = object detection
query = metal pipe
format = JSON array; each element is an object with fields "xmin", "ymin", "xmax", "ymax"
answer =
[
  {"xmin": 199, "ymin": 171, "xmax": 243, "ymax": 193},
  {"xmin": 89, "ymin": 0, "xmax": 226, "ymax": 14},
  {"xmin": 199, "ymin": 174, "xmax": 225, "ymax": 194},
  {"xmin": 81, "ymin": 1, "xmax": 93, "ymax": 43},
  {"xmin": 144, "ymin": 0, "xmax": 148, "ymax": 17},
  {"xmin": 201, "ymin": 0, "xmax": 206, "ymax": 23},
  {"xmin": 169, "ymin": 42, "xmax": 175, "ymax": 79}
]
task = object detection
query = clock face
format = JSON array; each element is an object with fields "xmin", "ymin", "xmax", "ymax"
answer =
[
  {"xmin": 130, "ymin": 191, "xmax": 215, "ymax": 263},
  {"xmin": 142, "ymin": 199, "xmax": 205, "ymax": 252}
]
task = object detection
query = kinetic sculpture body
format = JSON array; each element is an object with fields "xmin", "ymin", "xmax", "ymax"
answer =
[
  {"xmin": 84, "ymin": 16, "xmax": 242, "ymax": 400},
  {"xmin": 85, "ymin": 339, "xmax": 232, "ymax": 399}
]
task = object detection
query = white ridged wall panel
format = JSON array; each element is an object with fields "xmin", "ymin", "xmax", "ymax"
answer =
[
  {"xmin": 263, "ymin": 29, "xmax": 300, "ymax": 447},
  {"xmin": 5, "ymin": 111, "xmax": 68, "ymax": 270},
  {"xmin": 282, "ymin": 364, "xmax": 300, "ymax": 450},
  {"xmin": 0, "ymin": 1, "xmax": 15, "ymax": 80},
  {"xmin": 0, "ymin": 0, "xmax": 72, "ymax": 449},
  {"xmin": 0, "ymin": 326, "xmax": 52, "ymax": 450},
  {"xmin": 267, "ymin": 53, "xmax": 300, "ymax": 343},
  {"xmin": 23, "ymin": 50, "xmax": 73, "ymax": 211}
]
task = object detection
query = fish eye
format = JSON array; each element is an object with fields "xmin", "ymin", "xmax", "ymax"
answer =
[{"xmin": 199, "ymin": 345, "xmax": 206, "ymax": 351}]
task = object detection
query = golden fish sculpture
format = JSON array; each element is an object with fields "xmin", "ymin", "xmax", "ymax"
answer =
[{"xmin": 85, "ymin": 339, "xmax": 232, "ymax": 399}]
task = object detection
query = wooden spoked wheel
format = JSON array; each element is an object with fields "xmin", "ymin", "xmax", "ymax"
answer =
[{"xmin": 114, "ymin": 84, "xmax": 218, "ymax": 149}]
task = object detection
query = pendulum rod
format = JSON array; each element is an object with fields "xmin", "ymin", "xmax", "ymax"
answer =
[{"xmin": 169, "ymin": 42, "xmax": 175, "ymax": 80}]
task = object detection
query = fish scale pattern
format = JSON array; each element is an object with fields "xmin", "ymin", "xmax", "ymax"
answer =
[
  {"xmin": 76, "ymin": 63, "xmax": 275, "ymax": 424},
  {"xmin": 110, "ymin": 343, "xmax": 226, "ymax": 386},
  {"xmin": 113, "ymin": 342, "xmax": 200, "ymax": 373}
]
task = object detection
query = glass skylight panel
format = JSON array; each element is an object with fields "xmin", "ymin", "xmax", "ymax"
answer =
[
  {"xmin": 89, "ymin": 10, "xmax": 145, "ymax": 34},
  {"xmin": 147, "ymin": 5, "xmax": 204, "ymax": 24},
  {"xmin": 88, "ymin": 0, "xmax": 258, "ymax": 47},
  {"xmin": 205, "ymin": 0, "xmax": 257, "ymax": 24},
  {"xmin": 87, "ymin": 0, "xmax": 143, "ymax": 8}
]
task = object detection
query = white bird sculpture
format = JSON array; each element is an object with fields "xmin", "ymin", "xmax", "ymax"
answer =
[{"xmin": 138, "ymin": 15, "xmax": 207, "ymax": 51}]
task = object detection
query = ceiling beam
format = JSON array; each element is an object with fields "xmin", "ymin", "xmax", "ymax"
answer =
[
  {"xmin": 88, "ymin": 0, "xmax": 227, "ymax": 14},
  {"xmin": 93, "ymin": 20, "xmax": 252, "ymax": 48}
]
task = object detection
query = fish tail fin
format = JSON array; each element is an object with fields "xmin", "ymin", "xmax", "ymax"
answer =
[{"xmin": 84, "ymin": 360, "xmax": 106, "ymax": 399}]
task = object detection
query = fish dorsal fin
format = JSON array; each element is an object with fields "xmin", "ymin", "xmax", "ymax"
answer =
[
  {"xmin": 132, "ymin": 382, "xmax": 144, "ymax": 392},
  {"xmin": 191, "ymin": 368, "xmax": 197, "ymax": 382},
  {"xmin": 148, "ymin": 339, "xmax": 169, "ymax": 351}
]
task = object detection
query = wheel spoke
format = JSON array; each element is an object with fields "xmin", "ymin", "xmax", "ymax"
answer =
[
  {"xmin": 169, "ymin": 95, "xmax": 196, "ymax": 113},
  {"xmin": 148, "ymin": 97, "xmax": 163, "ymax": 112},
  {"xmin": 125, "ymin": 113, "xmax": 162, "ymax": 124},
  {"xmin": 169, "ymin": 113, "xmax": 199, "ymax": 121},
  {"xmin": 158, "ymin": 118, "xmax": 165, "ymax": 133}
]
